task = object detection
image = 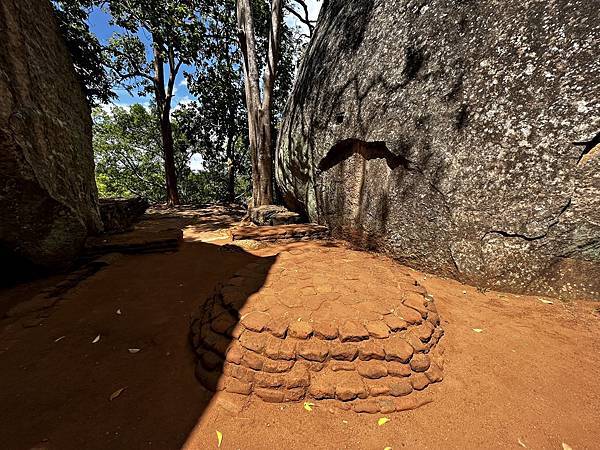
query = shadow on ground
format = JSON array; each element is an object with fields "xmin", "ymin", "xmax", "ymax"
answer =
[{"xmin": 0, "ymin": 206, "xmax": 274, "ymax": 450}]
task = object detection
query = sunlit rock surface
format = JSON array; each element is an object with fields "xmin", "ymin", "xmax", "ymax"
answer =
[
  {"xmin": 276, "ymin": 0, "xmax": 600, "ymax": 299},
  {"xmin": 0, "ymin": 0, "xmax": 101, "ymax": 271}
]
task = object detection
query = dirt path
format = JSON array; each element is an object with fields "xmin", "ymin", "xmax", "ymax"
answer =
[{"xmin": 1, "ymin": 206, "xmax": 599, "ymax": 450}]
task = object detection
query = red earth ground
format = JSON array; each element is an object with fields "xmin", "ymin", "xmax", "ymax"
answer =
[{"xmin": 1, "ymin": 206, "xmax": 599, "ymax": 450}]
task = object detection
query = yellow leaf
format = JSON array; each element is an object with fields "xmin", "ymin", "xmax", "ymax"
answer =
[
  {"xmin": 303, "ymin": 402, "xmax": 315, "ymax": 411},
  {"xmin": 473, "ymin": 328, "xmax": 483, "ymax": 333},
  {"xmin": 216, "ymin": 430, "xmax": 223, "ymax": 448},
  {"xmin": 562, "ymin": 444, "xmax": 572, "ymax": 450},
  {"xmin": 109, "ymin": 387, "xmax": 126, "ymax": 401},
  {"xmin": 378, "ymin": 417, "xmax": 390, "ymax": 426},
  {"xmin": 384, "ymin": 447, "xmax": 392, "ymax": 450}
]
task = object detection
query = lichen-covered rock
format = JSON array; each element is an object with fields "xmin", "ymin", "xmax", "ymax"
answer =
[
  {"xmin": 276, "ymin": 0, "xmax": 600, "ymax": 299},
  {"xmin": 249, "ymin": 205, "xmax": 302, "ymax": 226},
  {"xmin": 0, "ymin": 0, "xmax": 102, "ymax": 270}
]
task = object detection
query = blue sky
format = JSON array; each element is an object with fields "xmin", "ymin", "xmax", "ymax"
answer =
[{"xmin": 89, "ymin": 1, "xmax": 322, "ymax": 112}]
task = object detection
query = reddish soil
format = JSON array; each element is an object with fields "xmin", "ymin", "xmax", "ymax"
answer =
[{"xmin": 1, "ymin": 206, "xmax": 599, "ymax": 450}]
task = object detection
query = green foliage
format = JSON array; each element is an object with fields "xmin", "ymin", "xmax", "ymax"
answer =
[
  {"xmin": 103, "ymin": 0, "xmax": 204, "ymax": 98},
  {"xmin": 52, "ymin": 0, "xmax": 115, "ymax": 105},
  {"xmin": 54, "ymin": 0, "xmax": 310, "ymax": 205},
  {"xmin": 93, "ymin": 104, "xmax": 166, "ymax": 202},
  {"xmin": 174, "ymin": 0, "xmax": 302, "ymax": 203},
  {"xmin": 93, "ymin": 104, "xmax": 244, "ymax": 203}
]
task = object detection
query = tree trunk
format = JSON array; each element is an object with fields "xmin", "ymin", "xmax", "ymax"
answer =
[
  {"xmin": 160, "ymin": 110, "xmax": 180, "ymax": 206},
  {"xmin": 237, "ymin": 0, "xmax": 283, "ymax": 207},
  {"xmin": 226, "ymin": 134, "xmax": 236, "ymax": 203},
  {"xmin": 153, "ymin": 42, "xmax": 180, "ymax": 206},
  {"xmin": 256, "ymin": 108, "xmax": 273, "ymax": 205}
]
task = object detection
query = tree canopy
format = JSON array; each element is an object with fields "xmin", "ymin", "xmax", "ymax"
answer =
[{"xmin": 52, "ymin": 0, "xmax": 317, "ymax": 206}]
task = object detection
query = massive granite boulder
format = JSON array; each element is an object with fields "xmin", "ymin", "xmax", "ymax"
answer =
[
  {"xmin": 0, "ymin": 0, "xmax": 102, "ymax": 272},
  {"xmin": 276, "ymin": 0, "xmax": 600, "ymax": 299}
]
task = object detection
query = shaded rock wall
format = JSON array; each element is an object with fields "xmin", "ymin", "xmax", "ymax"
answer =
[
  {"xmin": 0, "ymin": 0, "xmax": 102, "ymax": 270},
  {"xmin": 276, "ymin": 0, "xmax": 600, "ymax": 299}
]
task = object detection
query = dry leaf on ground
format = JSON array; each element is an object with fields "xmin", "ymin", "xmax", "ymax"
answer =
[
  {"xmin": 109, "ymin": 387, "xmax": 126, "ymax": 401},
  {"xmin": 303, "ymin": 402, "xmax": 314, "ymax": 411}
]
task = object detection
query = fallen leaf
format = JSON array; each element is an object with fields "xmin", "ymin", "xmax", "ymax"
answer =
[
  {"xmin": 303, "ymin": 402, "xmax": 315, "ymax": 411},
  {"xmin": 54, "ymin": 336, "xmax": 66, "ymax": 343},
  {"xmin": 92, "ymin": 334, "xmax": 101, "ymax": 343},
  {"xmin": 109, "ymin": 387, "xmax": 126, "ymax": 401},
  {"xmin": 384, "ymin": 447, "xmax": 392, "ymax": 450},
  {"xmin": 128, "ymin": 348, "xmax": 141, "ymax": 354},
  {"xmin": 378, "ymin": 417, "xmax": 390, "ymax": 426},
  {"xmin": 539, "ymin": 299, "xmax": 554, "ymax": 305},
  {"xmin": 473, "ymin": 328, "xmax": 483, "ymax": 333},
  {"xmin": 116, "ymin": 309, "xmax": 122, "ymax": 315},
  {"xmin": 518, "ymin": 437, "xmax": 527, "ymax": 448},
  {"xmin": 562, "ymin": 444, "xmax": 573, "ymax": 450},
  {"xmin": 216, "ymin": 430, "xmax": 223, "ymax": 448},
  {"xmin": 342, "ymin": 420, "xmax": 348, "ymax": 424}
]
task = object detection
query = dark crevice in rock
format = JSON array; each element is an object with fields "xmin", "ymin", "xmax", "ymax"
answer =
[
  {"xmin": 448, "ymin": 246, "xmax": 462, "ymax": 279},
  {"xmin": 482, "ymin": 198, "xmax": 572, "ymax": 242},
  {"xmin": 444, "ymin": 73, "xmax": 464, "ymax": 102},
  {"xmin": 403, "ymin": 45, "xmax": 426, "ymax": 80},
  {"xmin": 484, "ymin": 229, "xmax": 548, "ymax": 242},
  {"xmin": 573, "ymin": 131, "xmax": 600, "ymax": 163},
  {"xmin": 455, "ymin": 104, "xmax": 469, "ymax": 130},
  {"xmin": 317, "ymin": 138, "xmax": 415, "ymax": 172}
]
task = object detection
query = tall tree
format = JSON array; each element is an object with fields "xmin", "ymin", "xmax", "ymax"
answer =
[
  {"xmin": 104, "ymin": 1, "xmax": 204, "ymax": 205},
  {"xmin": 186, "ymin": 1, "xmax": 248, "ymax": 202},
  {"xmin": 236, "ymin": 0, "xmax": 283, "ymax": 206},
  {"xmin": 236, "ymin": 0, "xmax": 313, "ymax": 206}
]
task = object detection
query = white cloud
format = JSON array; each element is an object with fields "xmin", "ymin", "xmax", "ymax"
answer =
[
  {"xmin": 172, "ymin": 96, "xmax": 194, "ymax": 113},
  {"xmin": 99, "ymin": 102, "xmax": 132, "ymax": 114}
]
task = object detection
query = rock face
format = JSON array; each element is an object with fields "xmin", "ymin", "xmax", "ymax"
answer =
[
  {"xmin": 0, "ymin": 0, "xmax": 102, "ymax": 270},
  {"xmin": 276, "ymin": 0, "xmax": 600, "ymax": 299}
]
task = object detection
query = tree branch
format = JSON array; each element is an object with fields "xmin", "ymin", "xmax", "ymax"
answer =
[{"xmin": 285, "ymin": 0, "xmax": 315, "ymax": 36}]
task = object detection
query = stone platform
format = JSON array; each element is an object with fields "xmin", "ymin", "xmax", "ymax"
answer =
[
  {"xmin": 190, "ymin": 246, "xmax": 444, "ymax": 413},
  {"xmin": 230, "ymin": 224, "xmax": 329, "ymax": 242},
  {"xmin": 84, "ymin": 228, "xmax": 182, "ymax": 256}
]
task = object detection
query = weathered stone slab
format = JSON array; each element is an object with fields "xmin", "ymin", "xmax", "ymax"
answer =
[
  {"xmin": 249, "ymin": 205, "xmax": 301, "ymax": 226},
  {"xmin": 231, "ymin": 224, "xmax": 329, "ymax": 242},
  {"xmin": 99, "ymin": 197, "xmax": 149, "ymax": 234}
]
